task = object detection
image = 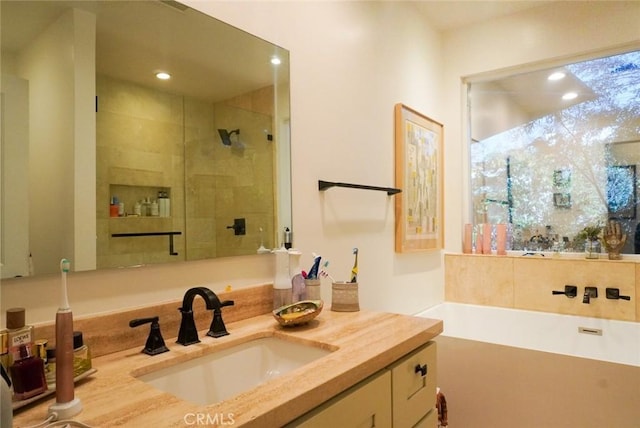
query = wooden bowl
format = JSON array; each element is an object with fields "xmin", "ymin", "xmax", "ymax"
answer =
[{"xmin": 273, "ymin": 300, "xmax": 324, "ymax": 327}]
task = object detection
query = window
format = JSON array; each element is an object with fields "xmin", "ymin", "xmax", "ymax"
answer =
[{"xmin": 468, "ymin": 49, "xmax": 640, "ymax": 253}]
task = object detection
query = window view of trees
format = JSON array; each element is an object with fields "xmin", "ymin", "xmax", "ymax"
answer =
[{"xmin": 469, "ymin": 50, "xmax": 640, "ymax": 254}]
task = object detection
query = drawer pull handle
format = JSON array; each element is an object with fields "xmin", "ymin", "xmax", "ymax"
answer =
[{"xmin": 414, "ymin": 363, "xmax": 427, "ymax": 377}]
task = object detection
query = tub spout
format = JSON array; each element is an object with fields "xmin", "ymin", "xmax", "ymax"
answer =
[{"xmin": 583, "ymin": 286, "xmax": 598, "ymax": 304}]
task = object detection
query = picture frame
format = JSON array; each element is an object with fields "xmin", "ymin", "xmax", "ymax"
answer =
[
  {"xmin": 394, "ymin": 103, "xmax": 444, "ymax": 252},
  {"xmin": 607, "ymin": 165, "xmax": 637, "ymax": 219}
]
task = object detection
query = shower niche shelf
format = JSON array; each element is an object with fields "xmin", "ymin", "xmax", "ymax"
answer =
[{"xmin": 108, "ymin": 184, "xmax": 171, "ymax": 218}]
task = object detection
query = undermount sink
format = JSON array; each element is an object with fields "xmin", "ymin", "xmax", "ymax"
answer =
[{"xmin": 136, "ymin": 336, "xmax": 332, "ymax": 405}]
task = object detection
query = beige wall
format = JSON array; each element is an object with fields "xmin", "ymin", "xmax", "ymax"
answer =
[
  {"xmin": 445, "ymin": 254, "xmax": 640, "ymax": 322},
  {"xmin": 437, "ymin": 335, "xmax": 640, "ymax": 428}
]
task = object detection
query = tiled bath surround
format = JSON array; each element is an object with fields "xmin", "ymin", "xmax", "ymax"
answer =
[{"xmin": 444, "ymin": 254, "xmax": 639, "ymax": 322}]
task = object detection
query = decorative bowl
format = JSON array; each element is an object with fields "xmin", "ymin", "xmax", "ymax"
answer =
[{"xmin": 272, "ymin": 300, "xmax": 324, "ymax": 327}]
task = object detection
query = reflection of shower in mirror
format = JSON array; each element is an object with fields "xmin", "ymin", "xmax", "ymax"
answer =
[{"xmin": 217, "ymin": 129, "xmax": 242, "ymax": 147}]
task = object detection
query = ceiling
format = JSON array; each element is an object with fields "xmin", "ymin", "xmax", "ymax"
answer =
[
  {"xmin": 1, "ymin": 0, "xmax": 288, "ymax": 103},
  {"xmin": 413, "ymin": 0, "xmax": 555, "ymax": 31}
]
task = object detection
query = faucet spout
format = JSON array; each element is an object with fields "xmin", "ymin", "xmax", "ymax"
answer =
[
  {"xmin": 177, "ymin": 287, "xmax": 218, "ymax": 346},
  {"xmin": 582, "ymin": 286, "xmax": 598, "ymax": 304},
  {"xmin": 181, "ymin": 287, "xmax": 217, "ymax": 312}
]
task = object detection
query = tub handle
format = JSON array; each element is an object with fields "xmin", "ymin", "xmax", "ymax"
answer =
[
  {"xmin": 552, "ymin": 285, "xmax": 577, "ymax": 298},
  {"xmin": 415, "ymin": 364, "xmax": 428, "ymax": 377}
]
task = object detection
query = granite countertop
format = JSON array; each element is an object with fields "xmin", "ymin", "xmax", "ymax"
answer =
[{"xmin": 13, "ymin": 310, "xmax": 442, "ymax": 427}]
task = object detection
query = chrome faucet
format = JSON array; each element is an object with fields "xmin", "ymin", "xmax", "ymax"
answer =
[{"xmin": 177, "ymin": 287, "xmax": 218, "ymax": 345}]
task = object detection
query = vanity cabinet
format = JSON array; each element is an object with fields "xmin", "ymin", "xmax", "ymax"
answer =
[
  {"xmin": 289, "ymin": 370, "xmax": 392, "ymax": 428},
  {"xmin": 390, "ymin": 341, "xmax": 438, "ymax": 427},
  {"xmin": 289, "ymin": 341, "xmax": 437, "ymax": 428}
]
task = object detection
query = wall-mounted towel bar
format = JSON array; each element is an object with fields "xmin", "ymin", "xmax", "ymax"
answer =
[
  {"xmin": 111, "ymin": 231, "xmax": 182, "ymax": 256},
  {"xmin": 318, "ymin": 180, "xmax": 401, "ymax": 195}
]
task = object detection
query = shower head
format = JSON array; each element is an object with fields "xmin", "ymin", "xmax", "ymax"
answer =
[{"xmin": 217, "ymin": 129, "xmax": 240, "ymax": 146}]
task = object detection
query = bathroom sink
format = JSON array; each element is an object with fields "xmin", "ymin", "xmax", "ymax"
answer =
[{"xmin": 136, "ymin": 336, "xmax": 332, "ymax": 405}]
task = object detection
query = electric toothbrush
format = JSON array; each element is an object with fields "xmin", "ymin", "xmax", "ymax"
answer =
[{"xmin": 48, "ymin": 259, "xmax": 82, "ymax": 420}]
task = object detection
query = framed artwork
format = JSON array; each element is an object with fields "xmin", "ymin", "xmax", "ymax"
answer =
[
  {"xmin": 607, "ymin": 165, "xmax": 637, "ymax": 219},
  {"xmin": 394, "ymin": 103, "xmax": 444, "ymax": 252}
]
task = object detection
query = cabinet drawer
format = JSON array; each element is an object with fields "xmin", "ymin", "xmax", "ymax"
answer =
[
  {"xmin": 390, "ymin": 341, "xmax": 437, "ymax": 428},
  {"xmin": 289, "ymin": 370, "xmax": 392, "ymax": 428}
]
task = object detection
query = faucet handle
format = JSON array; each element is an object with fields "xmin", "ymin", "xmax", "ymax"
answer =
[
  {"xmin": 220, "ymin": 300, "xmax": 235, "ymax": 308},
  {"xmin": 129, "ymin": 316, "xmax": 170, "ymax": 356},
  {"xmin": 552, "ymin": 285, "xmax": 577, "ymax": 298}
]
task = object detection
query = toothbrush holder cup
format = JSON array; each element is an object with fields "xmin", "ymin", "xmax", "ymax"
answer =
[
  {"xmin": 304, "ymin": 278, "xmax": 321, "ymax": 300},
  {"xmin": 331, "ymin": 281, "xmax": 360, "ymax": 312}
]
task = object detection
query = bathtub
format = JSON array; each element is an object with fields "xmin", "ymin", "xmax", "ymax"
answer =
[{"xmin": 417, "ymin": 302, "xmax": 640, "ymax": 367}]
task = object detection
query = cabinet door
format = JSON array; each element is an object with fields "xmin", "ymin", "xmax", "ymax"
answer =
[
  {"xmin": 289, "ymin": 370, "xmax": 392, "ymax": 428},
  {"xmin": 390, "ymin": 341, "xmax": 437, "ymax": 428},
  {"xmin": 413, "ymin": 408, "xmax": 437, "ymax": 428}
]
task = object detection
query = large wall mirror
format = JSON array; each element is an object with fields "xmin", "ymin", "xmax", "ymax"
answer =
[
  {"xmin": 1, "ymin": 0, "xmax": 291, "ymax": 278},
  {"xmin": 468, "ymin": 49, "xmax": 640, "ymax": 254}
]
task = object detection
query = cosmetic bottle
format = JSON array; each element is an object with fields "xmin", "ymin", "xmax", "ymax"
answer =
[
  {"xmin": 35, "ymin": 339, "xmax": 48, "ymax": 380},
  {"xmin": 150, "ymin": 199, "xmax": 159, "ymax": 217},
  {"xmin": 45, "ymin": 347, "xmax": 56, "ymax": 388},
  {"xmin": 164, "ymin": 192, "xmax": 171, "ymax": 217},
  {"xmin": 134, "ymin": 200, "xmax": 142, "ymax": 216},
  {"xmin": 6, "ymin": 307, "xmax": 34, "ymax": 368},
  {"xmin": 10, "ymin": 343, "xmax": 47, "ymax": 400},
  {"xmin": 73, "ymin": 332, "xmax": 92, "ymax": 378},
  {"xmin": 110, "ymin": 196, "xmax": 119, "ymax": 217},
  {"xmin": 0, "ymin": 330, "xmax": 9, "ymax": 373}
]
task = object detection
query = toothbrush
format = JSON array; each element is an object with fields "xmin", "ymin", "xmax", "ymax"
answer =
[
  {"xmin": 48, "ymin": 259, "xmax": 82, "ymax": 419},
  {"xmin": 307, "ymin": 255, "xmax": 322, "ymax": 279},
  {"xmin": 320, "ymin": 260, "xmax": 335, "ymax": 282},
  {"xmin": 350, "ymin": 248, "xmax": 358, "ymax": 283}
]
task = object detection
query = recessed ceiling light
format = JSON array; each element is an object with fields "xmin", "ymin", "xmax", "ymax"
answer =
[
  {"xmin": 562, "ymin": 92, "xmax": 578, "ymax": 100},
  {"xmin": 548, "ymin": 72, "xmax": 566, "ymax": 81},
  {"xmin": 155, "ymin": 72, "xmax": 171, "ymax": 80},
  {"xmin": 270, "ymin": 57, "xmax": 281, "ymax": 66}
]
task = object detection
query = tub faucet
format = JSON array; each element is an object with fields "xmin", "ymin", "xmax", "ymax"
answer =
[
  {"xmin": 583, "ymin": 286, "xmax": 598, "ymax": 304},
  {"xmin": 177, "ymin": 287, "xmax": 218, "ymax": 345}
]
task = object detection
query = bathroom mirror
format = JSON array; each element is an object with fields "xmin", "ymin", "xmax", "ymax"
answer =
[
  {"xmin": 0, "ymin": 0, "xmax": 291, "ymax": 278},
  {"xmin": 468, "ymin": 49, "xmax": 640, "ymax": 254}
]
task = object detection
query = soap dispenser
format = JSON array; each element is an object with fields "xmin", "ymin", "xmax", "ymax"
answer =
[{"xmin": 273, "ymin": 246, "xmax": 292, "ymax": 309}]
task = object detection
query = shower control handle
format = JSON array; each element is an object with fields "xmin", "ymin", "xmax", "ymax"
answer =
[{"xmin": 226, "ymin": 218, "xmax": 246, "ymax": 236}]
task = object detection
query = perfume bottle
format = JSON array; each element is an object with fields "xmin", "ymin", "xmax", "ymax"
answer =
[
  {"xmin": 9, "ymin": 344, "xmax": 47, "ymax": 400},
  {"xmin": 73, "ymin": 332, "xmax": 92, "ymax": 378},
  {"xmin": 5, "ymin": 307, "xmax": 34, "ymax": 369}
]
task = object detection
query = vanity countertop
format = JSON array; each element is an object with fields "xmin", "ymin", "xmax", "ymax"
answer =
[{"xmin": 13, "ymin": 310, "xmax": 442, "ymax": 427}]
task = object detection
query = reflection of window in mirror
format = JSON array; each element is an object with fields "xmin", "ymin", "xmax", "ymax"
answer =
[{"xmin": 468, "ymin": 49, "xmax": 640, "ymax": 254}]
